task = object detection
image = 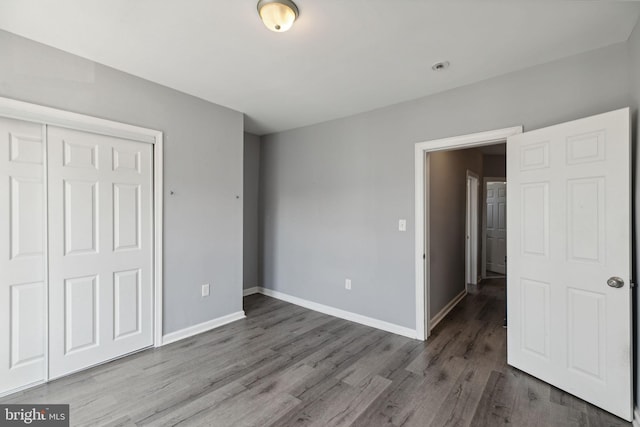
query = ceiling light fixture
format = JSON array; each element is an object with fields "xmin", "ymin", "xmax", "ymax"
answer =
[
  {"xmin": 432, "ymin": 61, "xmax": 450, "ymax": 71},
  {"xmin": 257, "ymin": 0, "xmax": 299, "ymax": 32}
]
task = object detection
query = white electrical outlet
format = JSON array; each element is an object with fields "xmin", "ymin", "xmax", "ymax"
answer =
[
  {"xmin": 345, "ymin": 279, "xmax": 352, "ymax": 290},
  {"xmin": 202, "ymin": 283, "xmax": 210, "ymax": 297},
  {"xmin": 398, "ymin": 219, "xmax": 407, "ymax": 232}
]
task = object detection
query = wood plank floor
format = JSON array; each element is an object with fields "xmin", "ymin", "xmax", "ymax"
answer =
[{"xmin": 1, "ymin": 279, "xmax": 630, "ymax": 426}]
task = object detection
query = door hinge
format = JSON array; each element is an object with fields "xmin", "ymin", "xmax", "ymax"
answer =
[{"xmin": 423, "ymin": 253, "xmax": 426, "ymax": 260}]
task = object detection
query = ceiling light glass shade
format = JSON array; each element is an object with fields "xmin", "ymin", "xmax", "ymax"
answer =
[{"xmin": 257, "ymin": 0, "xmax": 299, "ymax": 32}]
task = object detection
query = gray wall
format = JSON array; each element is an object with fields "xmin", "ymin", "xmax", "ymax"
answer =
[
  {"xmin": 629, "ymin": 20, "xmax": 640, "ymax": 411},
  {"xmin": 483, "ymin": 154, "xmax": 506, "ymax": 178},
  {"xmin": 243, "ymin": 132, "xmax": 260, "ymax": 289},
  {"xmin": 260, "ymin": 41, "xmax": 632, "ymax": 329},
  {"xmin": 0, "ymin": 30, "xmax": 245, "ymax": 335},
  {"xmin": 429, "ymin": 149, "xmax": 483, "ymax": 316}
]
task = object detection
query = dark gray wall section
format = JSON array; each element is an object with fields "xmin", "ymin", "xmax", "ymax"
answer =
[
  {"xmin": 483, "ymin": 155, "xmax": 506, "ymax": 178},
  {"xmin": 429, "ymin": 149, "xmax": 482, "ymax": 316},
  {"xmin": 260, "ymin": 41, "xmax": 632, "ymax": 329},
  {"xmin": 243, "ymin": 132, "xmax": 260, "ymax": 289},
  {"xmin": 0, "ymin": 30, "xmax": 244, "ymax": 335}
]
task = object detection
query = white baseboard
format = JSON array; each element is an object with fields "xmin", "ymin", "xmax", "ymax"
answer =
[
  {"xmin": 257, "ymin": 287, "xmax": 417, "ymax": 339},
  {"xmin": 243, "ymin": 286, "xmax": 260, "ymax": 296},
  {"xmin": 430, "ymin": 289, "xmax": 467, "ymax": 331},
  {"xmin": 0, "ymin": 380, "xmax": 45, "ymax": 399},
  {"xmin": 162, "ymin": 311, "xmax": 246, "ymax": 345},
  {"xmin": 633, "ymin": 406, "xmax": 640, "ymax": 427}
]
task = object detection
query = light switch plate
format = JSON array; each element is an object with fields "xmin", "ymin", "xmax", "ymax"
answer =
[
  {"xmin": 202, "ymin": 283, "xmax": 210, "ymax": 297},
  {"xmin": 399, "ymin": 219, "xmax": 407, "ymax": 232}
]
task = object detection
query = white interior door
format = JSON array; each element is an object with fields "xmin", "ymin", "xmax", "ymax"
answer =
[
  {"xmin": 48, "ymin": 126, "xmax": 153, "ymax": 379},
  {"xmin": 0, "ymin": 117, "xmax": 46, "ymax": 394},
  {"xmin": 486, "ymin": 182, "xmax": 506, "ymax": 275},
  {"xmin": 507, "ymin": 108, "xmax": 631, "ymax": 420},
  {"xmin": 466, "ymin": 174, "xmax": 479, "ymax": 285}
]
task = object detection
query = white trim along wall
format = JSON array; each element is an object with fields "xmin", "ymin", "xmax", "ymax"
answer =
[
  {"xmin": 414, "ymin": 126, "xmax": 523, "ymax": 341},
  {"xmin": 430, "ymin": 289, "xmax": 467, "ymax": 331},
  {"xmin": 162, "ymin": 311, "xmax": 246, "ymax": 345},
  {"xmin": 248, "ymin": 287, "xmax": 417, "ymax": 339},
  {"xmin": 0, "ymin": 96, "xmax": 165, "ymax": 348}
]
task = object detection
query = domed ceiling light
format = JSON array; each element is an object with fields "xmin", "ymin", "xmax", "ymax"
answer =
[{"xmin": 257, "ymin": 0, "xmax": 299, "ymax": 32}]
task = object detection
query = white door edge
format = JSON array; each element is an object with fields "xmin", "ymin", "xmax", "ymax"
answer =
[{"xmin": 42, "ymin": 124, "xmax": 50, "ymax": 384}]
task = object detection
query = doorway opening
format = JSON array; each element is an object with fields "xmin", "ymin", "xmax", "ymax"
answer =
[
  {"xmin": 413, "ymin": 126, "xmax": 521, "ymax": 341},
  {"xmin": 426, "ymin": 143, "xmax": 507, "ymax": 332}
]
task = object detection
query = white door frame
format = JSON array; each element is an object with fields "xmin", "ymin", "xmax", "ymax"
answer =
[
  {"xmin": 481, "ymin": 176, "xmax": 506, "ymax": 279},
  {"xmin": 0, "ymin": 97, "xmax": 164, "ymax": 352},
  {"xmin": 466, "ymin": 171, "xmax": 480, "ymax": 286},
  {"xmin": 414, "ymin": 126, "xmax": 522, "ymax": 340}
]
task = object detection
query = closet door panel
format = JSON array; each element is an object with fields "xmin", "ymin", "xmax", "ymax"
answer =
[
  {"xmin": 48, "ymin": 126, "xmax": 153, "ymax": 379},
  {"xmin": 0, "ymin": 117, "xmax": 46, "ymax": 394}
]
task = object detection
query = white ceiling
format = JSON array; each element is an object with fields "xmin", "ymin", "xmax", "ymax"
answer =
[{"xmin": 0, "ymin": 1, "xmax": 639, "ymax": 135}]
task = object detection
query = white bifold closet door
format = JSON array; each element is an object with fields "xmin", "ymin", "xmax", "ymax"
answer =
[
  {"xmin": 47, "ymin": 126, "xmax": 153, "ymax": 379},
  {"xmin": 0, "ymin": 117, "xmax": 46, "ymax": 394}
]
